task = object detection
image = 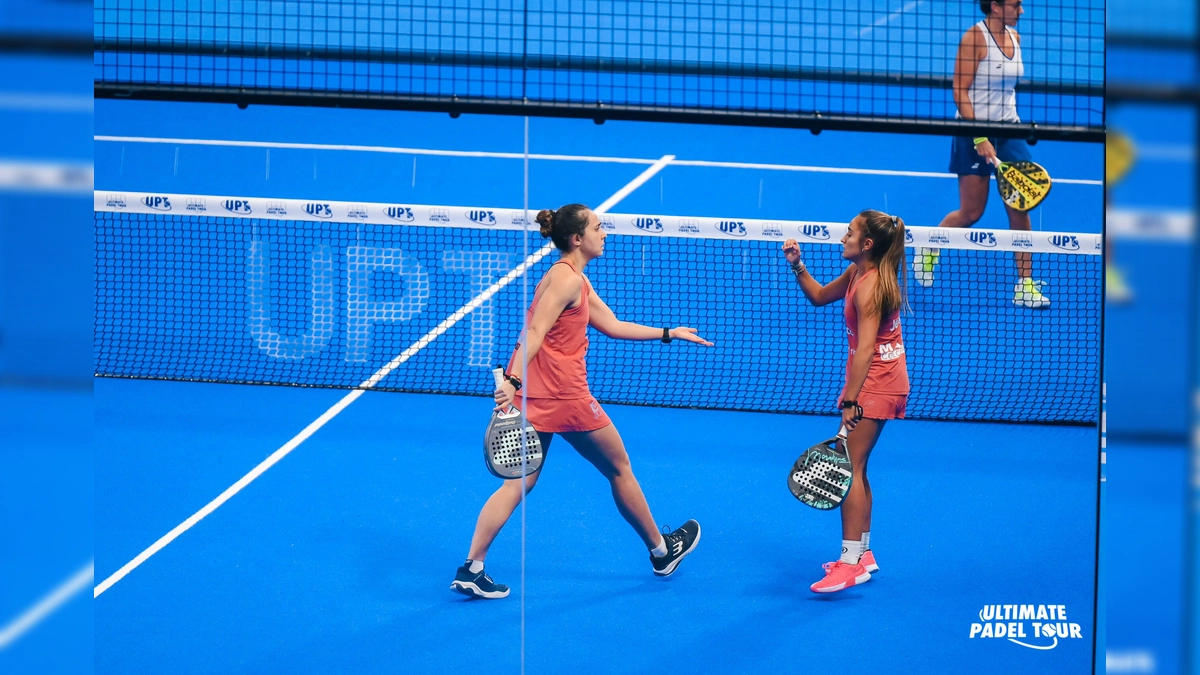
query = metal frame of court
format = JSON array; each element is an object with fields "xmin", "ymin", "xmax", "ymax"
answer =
[{"xmin": 93, "ymin": 82, "xmax": 1102, "ymax": 142}]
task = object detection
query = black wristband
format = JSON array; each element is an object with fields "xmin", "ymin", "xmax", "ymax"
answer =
[
  {"xmin": 505, "ymin": 374, "xmax": 522, "ymax": 391},
  {"xmin": 841, "ymin": 400, "xmax": 863, "ymax": 421},
  {"xmin": 662, "ymin": 327, "xmax": 672, "ymax": 343}
]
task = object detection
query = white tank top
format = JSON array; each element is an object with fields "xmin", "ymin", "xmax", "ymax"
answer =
[{"xmin": 964, "ymin": 20, "xmax": 1023, "ymax": 123}]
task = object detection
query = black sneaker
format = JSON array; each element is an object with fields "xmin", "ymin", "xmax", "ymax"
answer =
[
  {"xmin": 450, "ymin": 562, "xmax": 510, "ymax": 599},
  {"xmin": 650, "ymin": 519, "xmax": 701, "ymax": 577}
]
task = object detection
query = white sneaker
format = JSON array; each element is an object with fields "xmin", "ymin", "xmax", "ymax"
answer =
[
  {"xmin": 1013, "ymin": 278, "xmax": 1051, "ymax": 309},
  {"xmin": 912, "ymin": 248, "xmax": 940, "ymax": 288}
]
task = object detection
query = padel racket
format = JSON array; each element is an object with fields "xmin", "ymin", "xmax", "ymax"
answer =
[
  {"xmin": 788, "ymin": 425, "xmax": 853, "ymax": 510},
  {"xmin": 483, "ymin": 367, "xmax": 544, "ymax": 479},
  {"xmin": 995, "ymin": 160, "xmax": 1052, "ymax": 212}
]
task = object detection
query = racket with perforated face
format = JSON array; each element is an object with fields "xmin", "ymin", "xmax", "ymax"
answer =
[
  {"xmin": 787, "ymin": 425, "xmax": 853, "ymax": 510},
  {"xmin": 483, "ymin": 368, "xmax": 543, "ymax": 479},
  {"xmin": 995, "ymin": 160, "xmax": 1052, "ymax": 212}
]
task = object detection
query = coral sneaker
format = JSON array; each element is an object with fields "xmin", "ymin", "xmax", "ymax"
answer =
[
  {"xmin": 810, "ymin": 561, "xmax": 871, "ymax": 593},
  {"xmin": 860, "ymin": 550, "xmax": 879, "ymax": 574}
]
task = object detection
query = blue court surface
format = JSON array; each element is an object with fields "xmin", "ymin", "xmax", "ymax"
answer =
[
  {"xmin": 1105, "ymin": 439, "xmax": 1189, "ymax": 675},
  {"xmin": 94, "ymin": 101, "xmax": 1103, "ymax": 673},
  {"xmin": 0, "ymin": 387, "xmax": 93, "ymax": 674},
  {"xmin": 96, "ymin": 377, "xmax": 1096, "ymax": 674}
]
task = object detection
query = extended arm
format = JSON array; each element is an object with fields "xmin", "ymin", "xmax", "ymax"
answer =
[{"xmin": 587, "ymin": 278, "xmax": 714, "ymax": 345}]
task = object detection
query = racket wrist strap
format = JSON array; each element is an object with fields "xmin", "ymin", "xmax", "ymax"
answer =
[
  {"xmin": 661, "ymin": 327, "xmax": 672, "ymax": 343},
  {"xmin": 841, "ymin": 399, "xmax": 864, "ymax": 420},
  {"xmin": 973, "ymin": 136, "xmax": 989, "ymax": 146}
]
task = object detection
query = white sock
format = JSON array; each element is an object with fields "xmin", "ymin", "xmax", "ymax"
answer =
[
  {"xmin": 861, "ymin": 531, "xmax": 871, "ymax": 556},
  {"xmin": 650, "ymin": 536, "xmax": 668, "ymax": 558},
  {"xmin": 467, "ymin": 559, "xmax": 484, "ymax": 574},
  {"xmin": 840, "ymin": 540, "xmax": 860, "ymax": 564}
]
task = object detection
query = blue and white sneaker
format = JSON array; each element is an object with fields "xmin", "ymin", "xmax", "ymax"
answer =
[
  {"xmin": 450, "ymin": 562, "xmax": 510, "ymax": 599},
  {"xmin": 650, "ymin": 520, "xmax": 701, "ymax": 577}
]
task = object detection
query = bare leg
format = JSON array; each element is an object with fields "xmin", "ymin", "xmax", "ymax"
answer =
[
  {"xmin": 466, "ymin": 431, "xmax": 554, "ymax": 561},
  {"xmin": 1005, "ymin": 202, "xmax": 1033, "ymax": 279},
  {"xmin": 561, "ymin": 424, "xmax": 663, "ymax": 549},
  {"xmin": 840, "ymin": 419, "xmax": 886, "ymax": 542},
  {"xmin": 937, "ymin": 175, "xmax": 990, "ymax": 228}
]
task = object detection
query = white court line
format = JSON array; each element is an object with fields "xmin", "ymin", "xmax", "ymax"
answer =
[
  {"xmin": 0, "ymin": 160, "xmax": 93, "ymax": 194},
  {"xmin": 859, "ymin": 0, "xmax": 924, "ymax": 37},
  {"xmin": 1135, "ymin": 143, "xmax": 1194, "ymax": 162},
  {"xmin": 0, "ymin": 561, "xmax": 93, "ymax": 649},
  {"xmin": 673, "ymin": 158, "xmax": 1101, "ymax": 185},
  {"xmin": 92, "ymin": 154, "xmax": 677, "ymax": 598},
  {"xmin": 93, "ymin": 135, "xmax": 1103, "ymax": 185},
  {"xmin": 93, "ymin": 135, "xmax": 652, "ymax": 165},
  {"xmin": 0, "ymin": 93, "xmax": 94, "ymax": 113}
]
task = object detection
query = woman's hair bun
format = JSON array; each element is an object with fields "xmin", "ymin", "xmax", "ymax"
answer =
[{"xmin": 536, "ymin": 209, "xmax": 555, "ymax": 237}]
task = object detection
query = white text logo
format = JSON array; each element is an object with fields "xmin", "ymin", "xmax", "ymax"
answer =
[{"xmin": 969, "ymin": 604, "xmax": 1083, "ymax": 650}]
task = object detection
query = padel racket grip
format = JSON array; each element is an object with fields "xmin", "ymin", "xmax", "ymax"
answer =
[
  {"xmin": 837, "ymin": 425, "xmax": 849, "ymax": 440},
  {"xmin": 492, "ymin": 367, "xmax": 506, "ymax": 388}
]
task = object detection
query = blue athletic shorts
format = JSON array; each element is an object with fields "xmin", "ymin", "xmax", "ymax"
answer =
[{"xmin": 948, "ymin": 136, "xmax": 1033, "ymax": 177}]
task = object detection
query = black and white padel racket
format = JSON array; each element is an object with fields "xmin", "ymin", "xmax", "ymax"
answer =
[
  {"xmin": 787, "ymin": 426, "xmax": 853, "ymax": 510},
  {"xmin": 483, "ymin": 368, "xmax": 544, "ymax": 479}
]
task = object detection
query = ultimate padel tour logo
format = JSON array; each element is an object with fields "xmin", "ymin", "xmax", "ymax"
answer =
[
  {"xmin": 1049, "ymin": 235, "xmax": 1080, "ymax": 251},
  {"xmin": 386, "ymin": 206, "xmax": 414, "ymax": 222},
  {"xmin": 928, "ymin": 229, "xmax": 950, "ymax": 245},
  {"xmin": 632, "ymin": 217, "xmax": 663, "ymax": 233},
  {"xmin": 142, "ymin": 195, "xmax": 173, "ymax": 211},
  {"xmin": 968, "ymin": 604, "xmax": 1083, "ymax": 650},
  {"xmin": 967, "ymin": 231, "xmax": 997, "ymax": 247},
  {"xmin": 222, "ymin": 199, "xmax": 252, "ymax": 214},
  {"xmin": 799, "ymin": 224, "xmax": 830, "ymax": 240},
  {"xmin": 304, "ymin": 203, "xmax": 333, "ymax": 219},
  {"xmin": 466, "ymin": 209, "xmax": 496, "ymax": 226},
  {"xmin": 716, "ymin": 220, "xmax": 746, "ymax": 237}
]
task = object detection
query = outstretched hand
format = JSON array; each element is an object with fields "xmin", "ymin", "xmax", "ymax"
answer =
[{"xmin": 670, "ymin": 327, "xmax": 714, "ymax": 346}]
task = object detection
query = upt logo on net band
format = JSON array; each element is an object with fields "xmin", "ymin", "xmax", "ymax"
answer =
[
  {"xmin": 968, "ymin": 604, "xmax": 1083, "ymax": 650},
  {"xmin": 386, "ymin": 206, "xmax": 414, "ymax": 222},
  {"xmin": 967, "ymin": 231, "xmax": 997, "ymax": 247},
  {"xmin": 716, "ymin": 220, "xmax": 746, "ymax": 237},
  {"xmin": 800, "ymin": 224, "xmax": 830, "ymax": 240},
  {"xmin": 1050, "ymin": 234, "xmax": 1080, "ymax": 251},
  {"xmin": 467, "ymin": 210, "xmax": 496, "ymax": 226},
  {"xmin": 142, "ymin": 195, "xmax": 172, "ymax": 211},
  {"xmin": 305, "ymin": 203, "xmax": 333, "ymax": 219},
  {"xmin": 632, "ymin": 217, "xmax": 663, "ymax": 233},
  {"xmin": 223, "ymin": 199, "xmax": 252, "ymax": 214}
]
